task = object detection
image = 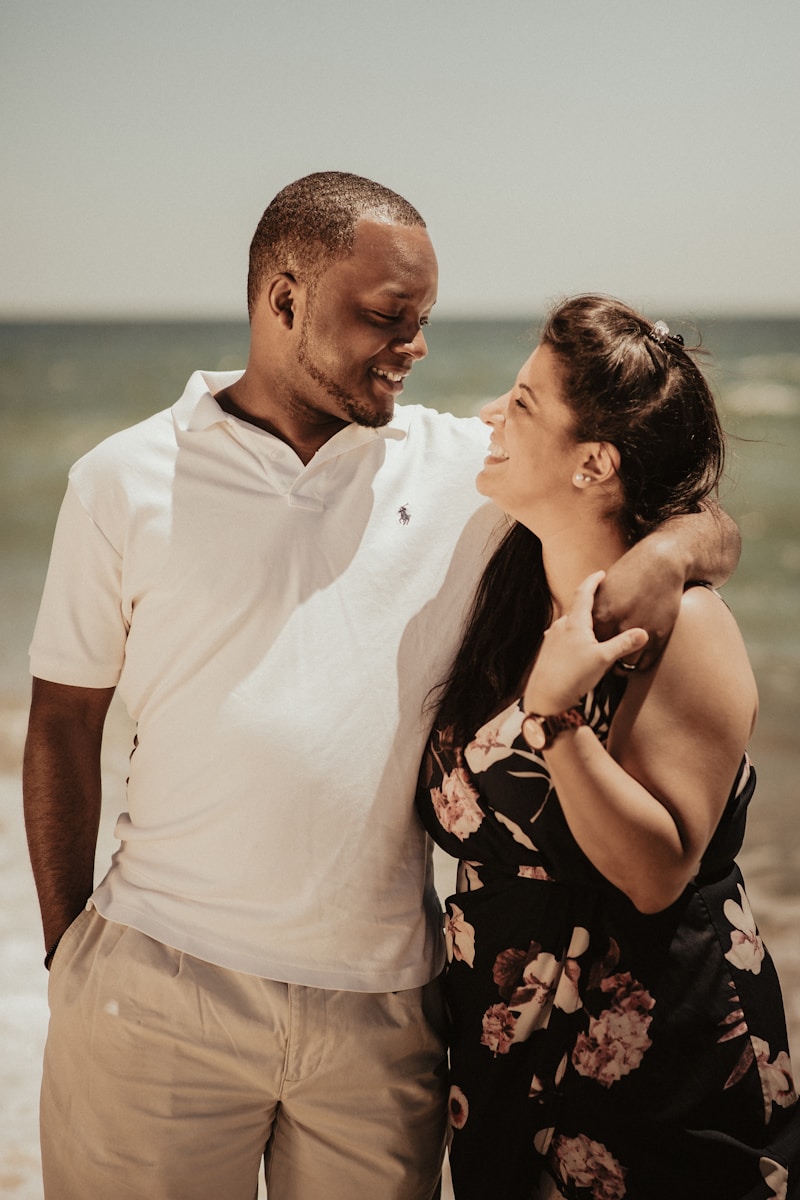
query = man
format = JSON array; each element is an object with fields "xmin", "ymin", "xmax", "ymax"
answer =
[{"xmin": 24, "ymin": 171, "xmax": 739, "ymax": 1199}]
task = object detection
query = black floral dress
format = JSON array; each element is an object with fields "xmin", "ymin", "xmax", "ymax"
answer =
[{"xmin": 416, "ymin": 675, "xmax": 800, "ymax": 1200}]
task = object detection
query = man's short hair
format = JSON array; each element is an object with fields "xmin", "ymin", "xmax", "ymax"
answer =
[{"xmin": 247, "ymin": 171, "xmax": 426, "ymax": 317}]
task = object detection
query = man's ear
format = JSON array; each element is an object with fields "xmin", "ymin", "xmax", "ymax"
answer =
[
  {"xmin": 263, "ymin": 273, "xmax": 301, "ymax": 329},
  {"xmin": 574, "ymin": 441, "xmax": 621, "ymax": 486}
]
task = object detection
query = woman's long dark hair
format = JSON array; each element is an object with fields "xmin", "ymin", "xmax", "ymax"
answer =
[
  {"xmin": 432, "ymin": 521, "xmax": 551, "ymax": 744},
  {"xmin": 543, "ymin": 295, "xmax": 725, "ymax": 543},
  {"xmin": 432, "ymin": 295, "xmax": 726, "ymax": 746}
]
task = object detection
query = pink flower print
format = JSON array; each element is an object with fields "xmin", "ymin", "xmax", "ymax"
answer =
[
  {"xmin": 465, "ymin": 701, "xmax": 525, "ymax": 772},
  {"xmin": 550, "ymin": 1133, "xmax": 627, "ymax": 1200},
  {"xmin": 554, "ymin": 956, "xmax": 583, "ymax": 1015},
  {"xmin": 534, "ymin": 1124, "xmax": 555, "ymax": 1156},
  {"xmin": 718, "ymin": 983, "xmax": 749, "ymax": 1045},
  {"xmin": 492, "ymin": 941, "xmax": 559, "ymax": 1009},
  {"xmin": 530, "ymin": 1053, "xmax": 568, "ymax": 1101},
  {"xmin": 430, "ymin": 765, "xmax": 484, "ymax": 841},
  {"xmin": 448, "ymin": 1084, "xmax": 469, "ymax": 1130},
  {"xmin": 515, "ymin": 950, "xmax": 560, "ymax": 1010},
  {"xmin": 456, "ymin": 860, "xmax": 484, "ymax": 892},
  {"xmin": 586, "ymin": 937, "xmax": 621, "ymax": 991},
  {"xmin": 518, "ymin": 863, "xmax": 554, "ymax": 881},
  {"xmin": 492, "ymin": 946, "xmax": 530, "ymax": 997},
  {"xmin": 723, "ymin": 884, "xmax": 765, "ymax": 974},
  {"xmin": 494, "ymin": 809, "xmax": 538, "ymax": 851},
  {"xmin": 566, "ymin": 926, "xmax": 590, "ymax": 959},
  {"xmin": 480, "ymin": 1003, "xmax": 518, "ymax": 1055},
  {"xmin": 489, "ymin": 942, "xmax": 562, "ymax": 1042},
  {"xmin": 760, "ymin": 1156, "xmax": 789, "ymax": 1200},
  {"xmin": 752, "ymin": 1037, "xmax": 799, "ymax": 1121},
  {"xmin": 445, "ymin": 903, "xmax": 476, "ymax": 967},
  {"xmin": 555, "ymin": 926, "xmax": 589, "ymax": 1015},
  {"xmin": 598, "ymin": 971, "xmax": 655, "ymax": 1018},
  {"xmin": 572, "ymin": 971, "xmax": 654, "ymax": 1087}
]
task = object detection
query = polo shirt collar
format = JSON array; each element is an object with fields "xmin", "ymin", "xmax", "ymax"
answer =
[
  {"xmin": 174, "ymin": 370, "xmax": 244, "ymax": 432},
  {"xmin": 173, "ymin": 370, "xmax": 410, "ymax": 453}
]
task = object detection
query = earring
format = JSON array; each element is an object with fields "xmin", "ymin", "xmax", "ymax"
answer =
[{"xmin": 574, "ymin": 472, "xmax": 589, "ymax": 484}]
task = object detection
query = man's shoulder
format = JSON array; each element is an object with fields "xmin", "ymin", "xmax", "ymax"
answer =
[
  {"xmin": 386, "ymin": 405, "xmax": 493, "ymax": 522},
  {"xmin": 392, "ymin": 402, "xmax": 486, "ymax": 447},
  {"xmin": 70, "ymin": 406, "xmax": 175, "ymax": 478},
  {"xmin": 70, "ymin": 368, "xmax": 235, "ymax": 480}
]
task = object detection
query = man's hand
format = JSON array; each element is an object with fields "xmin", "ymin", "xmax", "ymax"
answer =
[
  {"xmin": 592, "ymin": 504, "xmax": 740, "ymax": 671},
  {"xmin": 593, "ymin": 540, "xmax": 683, "ymax": 671}
]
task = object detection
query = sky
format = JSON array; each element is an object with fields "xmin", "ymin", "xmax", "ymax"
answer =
[{"xmin": 2, "ymin": 0, "xmax": 798, "ymax": 319}]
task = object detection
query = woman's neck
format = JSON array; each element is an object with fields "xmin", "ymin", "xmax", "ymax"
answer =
[{"xmin": 539, "ymin": 518, "xmax": 629, "ymax": 618}]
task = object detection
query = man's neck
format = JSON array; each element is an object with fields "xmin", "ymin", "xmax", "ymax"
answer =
[{"xmin": 214, "ymin": 383, "xmax": 348, "ymax": 465}]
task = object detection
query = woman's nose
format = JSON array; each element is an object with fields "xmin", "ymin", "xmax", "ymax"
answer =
[{"xmin": 479, "ymin": 393, "xmax": 507, "ymax": 426}]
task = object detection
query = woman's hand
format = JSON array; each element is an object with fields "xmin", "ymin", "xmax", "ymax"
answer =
[{"xmin": 524, "ymin": 571, "xmax": 648, "ymax": 715}]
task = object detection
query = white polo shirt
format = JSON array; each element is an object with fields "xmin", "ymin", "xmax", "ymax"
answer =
[{"xmin": 30, "ymin": 370, "xmax": 502, "ymax": 990}]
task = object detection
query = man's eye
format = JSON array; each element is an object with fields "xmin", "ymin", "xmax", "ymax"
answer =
[{"xmin": 372, "ymin": 311, "xmax": 400, "ymax": 322}]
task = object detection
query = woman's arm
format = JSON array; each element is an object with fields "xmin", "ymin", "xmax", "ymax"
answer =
[{"xmin": 523, "ymin": 578, "xmax": 756, "ymax": 912}]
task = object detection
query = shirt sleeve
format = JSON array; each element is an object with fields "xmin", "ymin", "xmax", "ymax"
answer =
[{"xmin": 28, "ymin": 480, "xmax": 128, "ymax": 687}]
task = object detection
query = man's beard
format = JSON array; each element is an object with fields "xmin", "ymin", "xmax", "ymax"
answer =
[{"xmin": 296, "ymin": 323, "xmax": 393, "ymax": 429}]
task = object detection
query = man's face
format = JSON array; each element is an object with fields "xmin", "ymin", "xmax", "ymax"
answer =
[{"xmin": 287, "ymin": 218, "xmax": 438, "ymax": 428}]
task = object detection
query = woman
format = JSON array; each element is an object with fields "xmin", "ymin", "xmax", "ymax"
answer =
[{"xmin": 416, "ymin": 296, "xmax": 799, "ymax": 1199}]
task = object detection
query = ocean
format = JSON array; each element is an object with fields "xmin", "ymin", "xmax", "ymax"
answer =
[
  {"xmin": 2, "ymin": 316, "xmax": 799, "ymax": 872},
  {"xmin": 0, "ymin": 316, "xmax": 799, "ymax": 1195},
  {"xmin": 2, "ymin": 317, "xmax": 800, "ymax": 861}
]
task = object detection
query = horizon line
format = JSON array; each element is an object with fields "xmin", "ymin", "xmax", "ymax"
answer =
[{"xmin": 2, "ymin": 306, "xmax": 800, "ymax": 324}]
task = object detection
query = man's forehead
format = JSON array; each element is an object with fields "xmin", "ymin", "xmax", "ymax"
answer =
[
  {"xmin": 351, "ymin": 215, "xmax": 433, "ymax": 248},
  {"xmin": 370, "ymin": 282, "xmax": 426, "ymax": 300},
  {"xmin": 354, "ymin": 211, "xmax": 407, "ymax": 232},
  {"xmin": 308, "ymin": 219, "xmax": 437, "ymax": 313},
  {"xmin": 343, "ymin": 219, "xmax": 437, "ymax": 279}
]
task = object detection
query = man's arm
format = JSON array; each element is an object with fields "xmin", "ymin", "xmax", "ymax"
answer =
[
  {"xmin": 23, "ymin": 678, "xmax": 115, "ymax": 958},
  {"xmin": 593, "ymin": 503, "xmax": 741, "ymax": 671}
]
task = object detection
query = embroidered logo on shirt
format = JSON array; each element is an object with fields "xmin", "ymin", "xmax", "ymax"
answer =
[{"xmin": 398, "ymin": 504, "xmax": 411, "ymax": 525}]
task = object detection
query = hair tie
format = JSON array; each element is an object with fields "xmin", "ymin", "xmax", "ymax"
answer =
[{"xmin": 646, "ymin": 320, "xmax": 684, "ymax": 348}]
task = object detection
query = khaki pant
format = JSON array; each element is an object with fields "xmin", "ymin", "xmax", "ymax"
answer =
[{"xmin": 41, "ymin": 908, "xmax": 448, "ymax": 1199}]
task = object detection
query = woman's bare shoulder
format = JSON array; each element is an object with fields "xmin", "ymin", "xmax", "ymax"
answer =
[
  {"xmin": 635, "ymin": 585, "xmax": 758, "ymax": 737},
  {"xmin": 672, "ymin": 585, "xmax": 751, "ymax": 664}
]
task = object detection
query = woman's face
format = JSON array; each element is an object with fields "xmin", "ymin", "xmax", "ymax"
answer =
[{"xmin": 476, "ymin": 344, "xmax": 580, "ymax": 524}]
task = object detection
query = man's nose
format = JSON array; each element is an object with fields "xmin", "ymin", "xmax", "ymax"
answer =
[{"xmin": 392, "ymin": 325, "xmax": 428, "ymax": 360}]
